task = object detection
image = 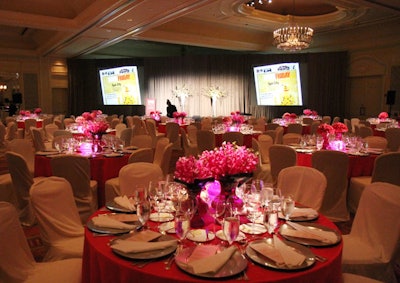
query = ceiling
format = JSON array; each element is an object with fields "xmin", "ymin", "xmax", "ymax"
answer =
[{"xmin": 0, "ymin": 0, "xmax": 399, "ymax": 59}]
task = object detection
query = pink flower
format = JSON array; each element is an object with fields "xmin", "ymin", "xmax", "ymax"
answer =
[
  {"xmin": 378, "ymin": 112, "xmax": 388, "ymax": 119},
  {"xmin": 289, "ymin": 113, "xmax": 297, "ymax": 119},
  {"xmin": 317, "ymin": 123, "xmax": 334, "ymax": 135},
  {"xmin": 174, "ymin": 142, "xmax": 258, "ymax": 183},
  {"xmin": 19, "ymin": 110, "xmax": 26, "ymax": 116},
  {"xmin": 231, "ymin": 111, "xmax": 244, "ymax": 124},
  {"xmin": 282, "ymin": 112, "xmax": 291, "ymax": 119},
  {"xmin": 312, "ymin": 110, "xmax": 318, "ymax": 116},
  {"xmin": 332, "ymin": 122, "xmax": 348, "ymax": 133},
  {"xmin": 303, "ymin": 109, "xmax": 312, "ymax": 116},
  {"xmin": 34, "ymin": 108, "xmax": 42, "ymax": 114}
]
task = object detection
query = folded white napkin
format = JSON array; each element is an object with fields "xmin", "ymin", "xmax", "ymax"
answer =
[
  {"xmin": 114, "ymin": 195, "xmax": 135, "ymax": 211},
  {"xmin": 91, "ymin": 215, "xmax": 136, "ymax": 230},
  {"xmin": 273, "ymin": 235, "xmax": 306, "ymax": 267},
  {"xmin": 283, "ymin": 221, "xmax": 337, "ymax": 243},
  {"xmin": 250, "ymin": 236, "xmax": 306, "ymax": 267},
  {"xmin": 188, "ymin": 245, "xmax": 237, "ymax": 275},
  {"xmin": 111, "ymin": 239, "xmax": 177, "ymax": 254},
  {"xmin": 290, "ymin": 208, "xmax": 318, "ymax": 218}
]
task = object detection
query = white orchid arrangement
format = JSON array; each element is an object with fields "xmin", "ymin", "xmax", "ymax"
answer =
[
  {"xmin": 172, "ymin": 84, "xmax": 191, "ymax": 100},
  {"xmin": 203, "ymin": 85, "xmax": 226, "ymax": 100}
]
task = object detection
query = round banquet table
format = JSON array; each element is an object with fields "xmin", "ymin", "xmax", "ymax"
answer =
[
  {"xmin": 82, "ymin": 209, "xmax": 343, "ymax": 283},
  {"xmin": 297, "ymin": 151, "xmax": 378, "ymax": 178},
  {"xmin": 34, "ymin": 153, "xmax": 129, "ymax": 207}
]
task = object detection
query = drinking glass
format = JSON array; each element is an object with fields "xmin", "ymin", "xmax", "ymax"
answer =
[
  {"xmin": 223, "ymin": 215, "xmax": 240, "ymax": 245},
  {"xmin": 136, "ymin": 200, "xmax": 151, "ymax": 229},
  {"xmin": 281, "ymin": 195, "xmax": 295, "ymax": 221},
  {"xmin": 316, "ymin": 136, "xmax": 324, "ymax": 150},
  {"xmin": 175, "ymin": 212, "xmax": 190, "ymax": 244},
  {"xmin": 246, "ymin": 194, "xmax": 262, "ymax": 233}
]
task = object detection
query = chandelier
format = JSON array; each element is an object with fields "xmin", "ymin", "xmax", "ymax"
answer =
[{"xmin": 273, "ymin": 20, "xmax": 314, "ymax": 52}]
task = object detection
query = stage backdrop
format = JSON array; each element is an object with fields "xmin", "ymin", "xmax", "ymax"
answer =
[{"xmin": 67, "ymin": 52, "xmax": 347, "ymax": 120}]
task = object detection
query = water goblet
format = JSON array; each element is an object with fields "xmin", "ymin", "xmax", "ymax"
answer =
[
  {"xmin": 136, "ymin": 200, "xmax": 151, "ymax": 229},
  {"xmin": 175, "ymin": 212, "xmax": 190, "ymax": 245},
  {"xmin": 222, "ymin": 215, "xmax": 240, "ymax": 245},
  {"xmin": 246, "ymin": 195, "xmax": 262, "ymax": 233},
  {"xmin": 281, "ymin": 195, "xmax": 295, "ymax": 221}
]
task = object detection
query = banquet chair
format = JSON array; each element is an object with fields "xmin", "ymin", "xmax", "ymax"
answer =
[
  {"xmin": 186, "ymin": 124, "xmax": 198, "ymax": 145},
  {"xmin": 53, "ymin": 129, "xmax": 73, "ymax": 139},
  {"xmin": 53, "ymin": 118, "xmax": 64, "ymax": 129},
  {"xmin": 0, "ymin": 202, "xmax": 82, "ymax": 283},
  {"xmin": 119, "ymin": 127, "xmax": 132, "ymax": 147},
  {"xmin": 7, "ymin": 138, "xmax": 35, "ymax": 175},
  {"xmin": 265, "ymin": 123, "xmax": 279, "ymax": 131},
  {"xmin": 348, "ymin": 152, "xmax": 400, "ymax": 213},
  {"xmin": 282, "ymin": 133, "xmax": 302, "ymax": 145},
  {"xmin": 322, "ymin": 116, "xmax": 331, "ymax": 125},
  {"xmin": 351, "ymin": 118, "xmax": 360, "ymax": 133},
  {"xmin": 310, "ymin": 121, "xmax": 321, "ymax": 135},
  {"xmin": 196, "ymin": 130, "xmax": 215, "ymax": 154},
  {"xmin": 180, "ymin": 127, "xmax": 198, "ymax": 157},
  {"xmin": 385, "ymin": 128, "xmax": 400, "ymax": 152},
  {"xmin": 44, "ymin": 123, "xmax": 59, "ymax": 142},
  {"xmin": 358, "ymin": 126, "xmax": 373, "ymax": 138},
  {"xmin": 251, "ymin": 138, "xmax": 272, "ymax": 183},
  {"xmin": 30, "ymin": 176, "xmax": 84, "ymax": 261},
  {"xmin": 153, "ymin": 142, "xmax": 173, "ymax": 177},
  {"xmin": 312, "ymin": 150, "xmax": 349, "ymax": 222},
  {"xmin": 253, "ymin": 117, "xmax": 266, "ymax": 131},
  {"xmin": 31, "ymin": 127, "xmax": 53, "ymax": 152},
  {"xmin": 5, "ymin": 151, "xmax": 45, "ymax": 226},
  {"xmin": 286, "ymin": 123, "xmax": 303, "ymax": 134},
  {"xmin": 132, "ymin": 116, "xmax": 147, "ymax": 135},
  {"xmin": 332, "ymin": 116, "xmax": 341, "ymax": 124},
  {"xmin": 110, "ymin": 118, "xmax": 120, "ymax": 129},
  {"xmin": 342, "ymin": 273, "xmax": 384, "ymax": 283},
  {"xmin": 128, "ymin": 148, "xmax": 154, "ymax": 164},
  {"xmin": 201, "ymin": 117, "xmax": 213, "ymax": 130},
  {"xmin": 277, "ymin": 166, "xmax": 327, "ymax": 211},
  {"xmin": 125, "ymin": 115, "xmax": 134, "ymax": 128},
  {"xmin": 63, "ymin": 118, "xmax": 75, "ymax": 129},
  {"xmin": 5, "ymin": 121, "xmax": 18, "ymax": 141},
  {"xmin": 24, "ymin": 118, "xmax": 37, "ymax": 140},
  {"xmin": 131, "ymin": 134, "xmax": 153, "ymax": 149},
  {"xmin": 257, "ymin": 134, "xmax": 274, "ymax": 164},
  {"xmin": 342, "ymin": 182, "xmax": 400, "ymax": 282},
  {"xmin": 362, "ymin": 136, "xmax": 387, "ymax": 151},
  {"xmin": 274, "ymin": 126, "xmax": 284, "ymax": 144},
  {"xmin": 302, "ymin": 117, "xmax": 313, "ymax": 125},
  {"xmin": 269, "ymin": 144, "xmax": 297, "ymax": 186},
  {"xmin": 145, "ymin": 118, "xmax": 165, "ymax": 148},
  {"xmin": 344, "ymin": 119, "xmax": 352, "ymax": 134},
  {"xmin": 106, "ymin": 162, "xmax": 164, "ymax": 200},
  {"xmin": 222, "ymin": 131, "xmax": 244, "ymax": 146},
  {"xmin": 115, "ymin": 122, "xmax": 127, "ymax": 138},
  {"xmin": 166, "ymin": 122, "xmax": 181, "ymax": 150},
  {"xmin": 261, "ymin": 129, "xmax": 274, "ymax": 142},
  {"xmin": 50, "ymin": 155, "xmax": 98, "ymax": 224}
]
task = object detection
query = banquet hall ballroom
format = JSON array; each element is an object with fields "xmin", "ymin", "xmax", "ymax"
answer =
[{"xmin": 0, "ymin": 1, "xmax": 399, "ymax": 283}]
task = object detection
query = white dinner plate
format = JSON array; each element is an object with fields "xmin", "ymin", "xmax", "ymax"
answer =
[
  {"xmin": 149, "ymin": 212, "xmax": 174, "ymax": 222},
  {"xmin": 106, "ymin": 200, "xmax": 136, "ymax": 214},
  {"xmin": 215, "ymin": 230, "xmax": 246, "ymax": 242},
  {"xmin": 186, "ymin": 229, "xmax": 215, "ymax": 242},
  {"xmin": 239, "ymin": 223, "xmax": 267, "ymax": 235}
]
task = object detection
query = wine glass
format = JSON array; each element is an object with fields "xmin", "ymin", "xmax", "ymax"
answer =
[
  {"xmin": 209, "ymin": 196, "xmax": 226, "ymax": 233},
  {"xmin": 180, "ymin": 197, "xmax": 197, "ymax": 220},
  {"xmin": 223, "ymin": 215, "xmax": 240, "ymax": 245},
  {"xmin": 175, "ymin": 212, "xmax": 190, "ymax": 244},
  {"xmin": 281, "ymin": 195, "xmax": 295, "ymax": 221},
  {"xmin": 246, "ymin": 193, "xmax": 262, "ymax": 233},
  {"xmin": 136, "ymin": 200, "xmax": 151, "ymax": 229}
]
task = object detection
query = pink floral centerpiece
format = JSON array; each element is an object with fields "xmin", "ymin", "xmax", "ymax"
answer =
[
  {"xmin": 173, "ymin": 111, "xmax": 187, "ymax": 124},
  {"xmin": 34, "ymin": 108, "xmax": 42, "ymax": 115},
  {"xmin": 150, "ymin": 111, "xmax": 161, "ymax": 122},
  {"xmin": 317, "ymin": 123, "xmax": 335, "ymax": 149},
  {"xmin": 303, "ymin": 109, "xmax": 318, "ymax": 117},
  {"xmin": 282, "ymin": 112, "xmax": 297, "ymax": 123},
  {"xmin": 378, "ymin": 111, "xmax": 389, "ymax": 120},
  {"xmin": 76, "ymin": 110, "xmax": 109, "ymax": 153}
]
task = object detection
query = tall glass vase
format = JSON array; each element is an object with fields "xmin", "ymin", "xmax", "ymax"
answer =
[{"xmin": 91, "ymin": 133, "xmax": 103, "ymax": 153}]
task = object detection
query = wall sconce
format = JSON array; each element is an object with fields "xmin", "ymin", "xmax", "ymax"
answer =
[{"xmin": 0, "ymin": 84, "xmax": 7, "ymax": 91}]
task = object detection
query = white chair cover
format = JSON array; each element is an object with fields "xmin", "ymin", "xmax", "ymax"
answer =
[
  {"xmin": 115, "ymin": 122, "xmax": 127, "ymax": 138},
  {"xmin": 44, "ymin": 123, "xmax": 59, "ymax": 142},
  {"xmin": 348, "ymin": 152, "xmax": 400, "ymax": 213},
  {"xmin": 50, "ymin": 155, "xmax": 98, "ymax": 223},
  {"xmin": 180, "ymin": 127, "xmax": 198, "ymax": 157},
  {"xmin": 312, "ymin": 150, "xmax": 349, "ymax": 222},
  {"xmin": 257, "ymin": 134, "xmax": 273, "ymax": 164},
  {"xmin": 274, "ymin": 126, "xmax": 284, "ymax": 144},
  {"xmin": 30, "ymin": 176, "xmax": 84, "ymax": 261},
  {"xmin": 251, "ymin": 138, "xmax": 272, "ymax": 184},
  {"xmin": 145, "ymin": 119, "xmax": 165, "ymax": 148},
  {"xmin": 131, "ymin": 134, "xmax": 153, "ymax": 149},
  {"xmin": 0, "ymin": 202, "xmax": 82, "ymax": 283},
  {"xmin": 186, "ymin": 124, "xmax": 198, "ymax": 145},
  {"xmin": 342, "ymin": 182, "xmax": 400, "ymax": 282},
  {"xmin": 153, "ymin": 142, "xmax": 173, "ymax": 177},
  {"xmin": 7, "ymin": 138, "xmax": 35, "ymax": 175},
  {"xmin": 282, "ymin": 133, "xmax": 302, "ymax": 145},
  {"xmin": 119, "ymin": 127, "xmax": 132, "ymax": 146},
  {"xmin": 128, "ymin": 148, "xmax": 154, "ymax": 164},
  {"xmin": 342, "ymin": 273, "xmax": 384, "ymax": 283},
  {"xmin": 165, "ymin": 122, "xmax": 181, "ymax": 150},
  {"xmin": 269, "ymin": 144, "xmax": 297, "ymax": 185},
  {"xmin": 24, "ymin": 118, "xmax": 37, "ymax": 140},
  {"xmin": 0, "ymin": 172, "xmax": 17, "ymax": 206},
  {"xmin": 5, "ymin": 151, "xmax": 45, "ymax": 226},
  {"xmin": 119, "ymin": 162, "xmax": 164, "ymax": 196},
  {"xmin": 286, "ymin": 123, "xmax": 303, "ymax": 134},
  {"xmin": 362, "ymin": 136, "xmax": 387, "ymax": 151},
  {"xmin": 385, "ymin": 128, "xmax": 400, "ymax": 152},
  {"xmin": 31, "ymin": 127, "xmax": 51, "ymax": 152},
  {"xmin": 277, "ymin": 166, "xmax": 327, "ymax": 211},
  {"xmin": 0, "ymin": 122, "xmax": 6, "ymax": 148}
]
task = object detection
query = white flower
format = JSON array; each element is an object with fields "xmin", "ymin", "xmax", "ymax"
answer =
[
  {"xmin": 203, "ymin": 86, "xmax": 226, "ymax": 99},
  {"xmin": 172, "ymin": 84, "xmax": 191, "ymax": 99}
]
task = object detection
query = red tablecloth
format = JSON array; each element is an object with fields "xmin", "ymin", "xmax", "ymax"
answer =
[
  {"xmin": 34, "ymin": 153, "xmax": 129, "ymax": 207},
  {"xmin": 82, "ymin": 210, "xmax": 342, "ymax": 283},
  {"xmin": 17, "ymin": 120, "xmax": 43, "ymax": 129},
  {"xmin": 297, "ymin": 152, "xmax": 378, "ymax": 178}
]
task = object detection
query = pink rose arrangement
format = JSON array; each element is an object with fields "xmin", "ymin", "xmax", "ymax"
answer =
[
  {"xmin": 378, "ymin": 112, "xmax": 388, "ymax": 120},
  {"xmin": 19, "ymin": 110, "xmax": 31, "ymax": 116},
  {"xmin": 231, "ymin": 111, "xmax": 245, "ymax": 124},
  {"xmin": 77, "ymin": 110, "xmax": 109, "ymax": 136},
  {"xmin": 332, "ymin": 122, "xmax": 348, "ymax": 133},
  {"xmin": 317, "ymin": 123, "xmax": 334, "ymax": 136},
  {"xmin": 174, "ymin": 142, "xmax": 258, "ymax": 184},
  {"xmin": 34, "ymin": 108, "xmax": 42, "ymax": 115},
  {"xmin": 303, "ymin": 109, "xmax": 318, "ymax": 116},
  {"xmin": 150, "ymin": 111, "xmax": 161, "ymax": 121},
  {"xmin": 173, "ymin": 111, "xmax": 187, "ymax": 118}
]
